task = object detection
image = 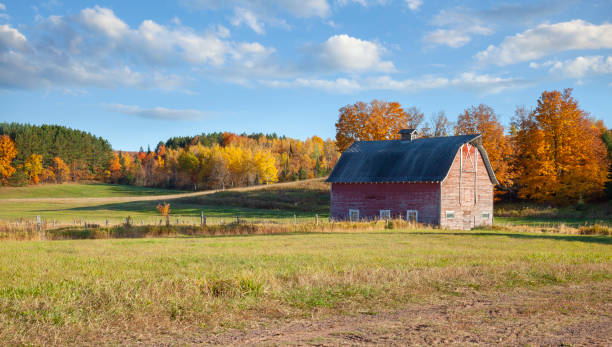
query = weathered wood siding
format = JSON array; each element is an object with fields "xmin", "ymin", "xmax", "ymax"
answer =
[
  {"xmin": 440, "ymin": 143, "xmax": 494, "ymax": 229},
  {"xmin": 330, "ymin": 182, "xmax": 441, "ymax": 224}
]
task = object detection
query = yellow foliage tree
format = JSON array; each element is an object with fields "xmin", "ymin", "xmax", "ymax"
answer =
[
  {"xmin": 0, "ymin": 135, "xmax": 17, "ymax": 185},
  {"xmin": 24, "ymin": 154, "xmax": 43, "ymax": 184},
  {"xmin": 513, "ymin": 89, "xmax": 609, "ymax": 203}
]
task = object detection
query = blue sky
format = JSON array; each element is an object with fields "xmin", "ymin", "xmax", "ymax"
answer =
[{"xmin": 0, "ymin": 0, "xmax": 611, "ymax": 150}]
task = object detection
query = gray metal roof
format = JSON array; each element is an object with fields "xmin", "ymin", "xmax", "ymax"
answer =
[{"xmin": 326, "ymin": 134, "xmax": 498, "ymax": 184}]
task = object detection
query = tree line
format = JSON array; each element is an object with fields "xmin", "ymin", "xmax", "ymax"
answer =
[
  {"xmin": 0, "ymin": 123, "xmax": 113, "ymax": 185},
  {"xmin": 0, "ymin": 123, "xmax": 339, "ymax": 190},
  {"xmin": 335, "ymin": 89, "xmax": 612, "ymax": 204}
]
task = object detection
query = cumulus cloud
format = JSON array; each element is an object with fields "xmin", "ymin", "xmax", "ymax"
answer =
[
  {"xmin": 530, "ymin": 55, "xmax": 612, "ymax": 78},
  {"xmin": 79, "ymin": 6, "xmax": 128, "ymax": 39},
  {"xmin": 0, "ymin": 6, "xmax": 275, "ymax": 90},
  {"xmin": 0, "ymin": 24, "xmax": 27, "ymax": 50},
  {"xmin": 104, "ymin": 103, "xmax": 211, "ymax": 120},
  {"xmin": 476, "ymin": 20, "xmax": 612, "ymax": 65},
  {"xmin": 315, "ymin": 34, "xmax": 394, "ymax": 72}
]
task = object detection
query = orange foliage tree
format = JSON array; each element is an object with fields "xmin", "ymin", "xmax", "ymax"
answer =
[
  {"xmin": 52, "ymin": 156, "xmax": 71, "ymax": 183},
  {"xmin": 0, "ymin": 135, "xmax": 17, "ymax": 185},
  {"xmin": 109, "ymin": 153, "xmax": 122, "ymax": 183},
  {"xmin": 335, "ymin": 100, "xmax": 412, "ymax": 152},
  {"xmin": 513, "ymin": 89, "xmax": 609, "ymax": 203},
  {"xmin": 455, "ymin": 104, "xmax": 511, "ymax": 188}
]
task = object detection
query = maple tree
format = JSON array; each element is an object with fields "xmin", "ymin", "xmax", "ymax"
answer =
[
  {"xmin": 52, "ymin": 157, "xmax": 71, "ymax": 183},
  {"xmin": 0, "ymin": 135, "xmax": 17, "ymax": 185},
  {"xmin": 455, "ymin": 104, "xmax": 511, "ymax": 187},
  {"xmin": 335, "ymin": 100, "xmax": 412, "ymax": 152},
  {"xmin": 512, "ymin": 89, "xmax": 609, "ymax": 203},
  {"xmin": 108, "ymin": 153, "xmax": 122, "ymax": 183}
]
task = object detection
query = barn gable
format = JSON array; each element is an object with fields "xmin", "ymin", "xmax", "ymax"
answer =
[{"xmin": 327, "ymin": 134, "xmax": 498, "ymax": 185}]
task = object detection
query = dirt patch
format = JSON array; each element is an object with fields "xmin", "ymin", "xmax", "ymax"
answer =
[{"xmin": 139, "ymin": 281, "xmax": 612, "ymax": 346}]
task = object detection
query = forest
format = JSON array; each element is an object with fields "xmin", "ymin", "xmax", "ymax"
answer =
[{"xmin": 1, "ymin": 88, "xmax": 610, "ymax": 204}]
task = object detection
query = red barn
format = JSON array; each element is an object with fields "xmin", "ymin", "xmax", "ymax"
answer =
[{"xmin": 326, "ymin": 129, "xmax": 498, "ymax": 230}]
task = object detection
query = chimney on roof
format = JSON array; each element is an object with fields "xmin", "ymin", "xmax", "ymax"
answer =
[{"xmin": 399, "ymin": 128, "xmax": 418, "ymax": 141}]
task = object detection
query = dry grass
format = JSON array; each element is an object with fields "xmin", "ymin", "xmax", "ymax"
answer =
[
  {"xmin": 0, "ymin": 218, "xmax": 431, "ymax": 241},
  {"xmin": 0, "ymin": 230, "xmax": 610, "ymax": 345}
]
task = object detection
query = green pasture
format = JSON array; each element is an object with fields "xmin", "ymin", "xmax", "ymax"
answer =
[
  {"xmin": 0, "ymin": 230, "xmax": 610, "ymax": 344},
  {"xmin": 0, "ymin": 183, "xmax": 185, "ymax": 199}
]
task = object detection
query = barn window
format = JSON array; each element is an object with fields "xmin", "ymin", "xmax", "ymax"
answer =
[
  {"xmin": 482, "ymin": 212, "xmax": 490, "ymax": 219},
  {"xmin": 406, "ymin": 210, "xmax": 418, "ymax": 223},
  {"xmin": 379, "ymin": 210, "xmax": 391, "ymax": 220},
  {"xmin": 446, "ymin": 211, "xmax": 455, "ymax": 219},
  {"xmin": 349, "ymin": 209, "xmax": 360, "ymax": 222}
]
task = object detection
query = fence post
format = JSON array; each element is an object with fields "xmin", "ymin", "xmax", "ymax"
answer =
[
  {"xmin": 315, "ymin": 214, "xmax": 319, "ymax": 226},
  {"xmin": 36, "ymin": 215, "xmax": 41, "ymax": 232},
  {"xmin": 294, "ymin": 214, "xmax": 296, "ymax": 225},
  {"xmin": 201, "ymin": 211, "xmax": 204, "ymax": 226}
]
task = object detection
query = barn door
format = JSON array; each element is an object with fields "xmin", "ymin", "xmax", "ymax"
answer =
[
  {"xmin": 463, "ymin": 211, "xmax": 474, "ymax": 230},
  {"xmin": 459, "ymin": 144, "xmax": 477, "ymax": 206}
]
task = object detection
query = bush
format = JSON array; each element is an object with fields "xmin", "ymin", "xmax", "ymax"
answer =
[{"xmin": 578, "ymin": 224, "xmax": 612, "ymax": 236}]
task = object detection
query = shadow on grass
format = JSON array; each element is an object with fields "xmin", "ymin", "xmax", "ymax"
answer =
[
  {"xmin": 66, "ymin": 199, "xmax": 324, "ymax": 219},
  {"xmin": 410, "ymin": 231, "xmax": 612, "ymax": 245}
]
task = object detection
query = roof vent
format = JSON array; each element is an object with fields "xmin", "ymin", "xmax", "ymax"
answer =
[{"xmin": 399, "ymin": 128, "xmax": 418, "ymax": 141}]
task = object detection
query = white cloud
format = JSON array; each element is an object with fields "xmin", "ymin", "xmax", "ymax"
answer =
[
  {"xmin": 425, "ymin": 3, "xmax": 571, "ymax": 48},
  {"xmin": 261, "ymin": 72, "xmax": 526, "ymax": 94},
  {"xmin": 316, "ymin": 34, "xmax": 394, "ymax": 72},
  {"xmin": 79, "ymin": 6, "xmax": 128, "ymax": 39},
  {"xmin": 424, "ymin": 26, "xmax": 491, "ymax": 48},
  {"xmin": 0, "ymin": 7, "xmax": 276, "ymax": 90},
  {"xmin": 182, "ymin": 0, "xmax": 331, "ymax": 18},
  {"xmin": 231, "ymin": 7, "xmax": 265, "ymax": 34},
  {"xmin": 476, "ymin": 20, "xmax": 612, "ymax": 65},
  {"xmin": 0, "ymin": 24, "xmax": 27, "ymax": 50},
  {"xmin": 531, "ymin": 56, "xmax": 612, "ymax": 78},
  {"xmin": 0, "ymin": 3, "xmax": 5, "ymax": 11},
  {"xmin": 104, "ymin": 103, "xmax": 211, "ymax": 120},
  {"xmin": 261, "ymin": 77, "xmax": 361, "ymax": 93},
  {"xmin": 405, "ymin": 0, "xmax": 422, "ymax": 11}
]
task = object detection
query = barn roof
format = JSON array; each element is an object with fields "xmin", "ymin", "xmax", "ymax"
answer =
[{"xmin": 327, "ymin": 134, "xmax": 498, "ymax": 184}]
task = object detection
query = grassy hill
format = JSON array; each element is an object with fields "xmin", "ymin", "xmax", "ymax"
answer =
[{"xmin": 0, "ymin": 183, "xmax": 185, "ymax": 199}]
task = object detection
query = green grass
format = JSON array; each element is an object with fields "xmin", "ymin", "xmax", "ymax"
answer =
[
  {"xmin": 0, "ymin": 183, "xmax": 185, "ymax": 199},
  {"xmin": 0, "ymin": 199, "xmax": 324, "ymax": 224},
  {"xmin": 0, "ymin": 230, "xmax": 610, "ymax": 344}
]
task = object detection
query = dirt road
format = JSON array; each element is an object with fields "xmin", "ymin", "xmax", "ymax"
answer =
[{"xmin": 140, "ymin": 281, "xmax": 612, "ymax": 346}]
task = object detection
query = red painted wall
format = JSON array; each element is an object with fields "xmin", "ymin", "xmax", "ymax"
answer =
[{"xmin": 330, "ymin": 182, "xmax": 441, "ymax": 224}]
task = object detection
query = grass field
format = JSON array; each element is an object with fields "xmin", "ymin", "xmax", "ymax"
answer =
[
  {"xmin": 0, "ymin": 180, "xmax": 330, "ymax": 225},
  {"xmin": 0, "ymin": 183, "xmax": 185, "ymax": 199},
  {"xmin": 0, "ymin": 230, "xmax": 610, "ymax": 345}
]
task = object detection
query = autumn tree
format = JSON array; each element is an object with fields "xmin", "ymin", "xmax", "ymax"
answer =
[
  {"xmin": 51, "ymin": 157, "xmax": 71, "ymax": 183},
  {"xmin": 178, "ymin": 150, "xmax": 200, "ymax": 190},
  {"xmin": 0, "ymin": 135, "xmax": 17, "ymax": 185},
  {"xmin": 335, "ymin": 100, "xmax": 412, "ymax": 152},
  {"xmin": 455, "ymin": 104, "xmax": 511, "ymax": 187},
  {"xmin": 24, "ymin": 154, "xmax": 43, "ymax": 184},
  {"xmin": 108, "ymin": 153, "xmax": 122, "ymax": 183},
  {"xmin": 513, "ymin": 89, "xmax": 609, "ymax": 203}
]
